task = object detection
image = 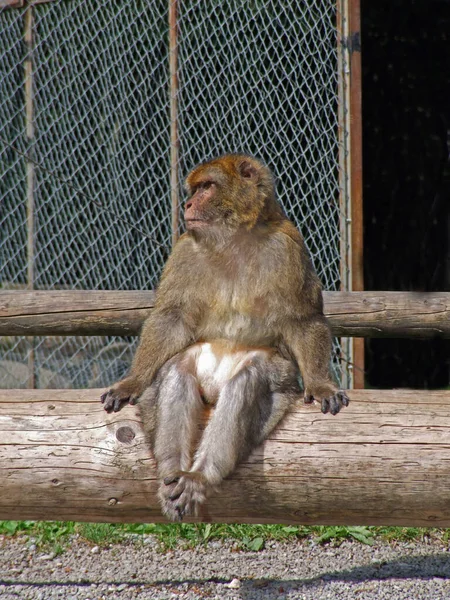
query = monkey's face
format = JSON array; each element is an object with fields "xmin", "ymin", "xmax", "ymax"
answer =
[
  {"xmin": 184, "ymin": 175, "xmax": 221, "ymax": 232},
  {"xmin": 184, "ymin": 155, "xmax": 278, "ymax": 235}
]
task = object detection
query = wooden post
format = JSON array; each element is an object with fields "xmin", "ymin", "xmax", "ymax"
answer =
[
  {"xmin": 337, "ymin": 0, "xmax": 364, "ymax": 388},
  {"xmin": 0, "ymin": 388, "xmax": 450, "ymax": 525},
  {"xmin": 24, "ymin": 4, "xmax": 36, "ymax": 389},
  {"xmin": 348, "ymin": 0, "xmax": 364, "ymax": 389},
  {"xmin": 169, "ymin": 0, "xmax": 180, "ymax": 247}
]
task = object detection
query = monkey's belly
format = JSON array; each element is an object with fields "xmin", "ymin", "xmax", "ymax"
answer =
[{"xmin": 192, "ymin": 341, "xmax": 273, "ymax": 404}]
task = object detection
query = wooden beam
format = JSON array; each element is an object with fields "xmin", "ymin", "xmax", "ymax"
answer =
[
  {"xmin": 0, "ymin": 0, "xmax": 57, "ymax": 7},
  {"xmin": 0, "ymin": 0, "xmax": 24, "ymax": 7},
  {"xmin": 169, "ymin": 0, "xmax": 180, "ymax": 246},
  {"xmin": 1, "ymin": 388, "xmax": 450, "ymax": 525},
  {"xmin": 348, "ymin": 0, "xmax": 365, "ymax": 388},
  {"xmin": 0, "ymin": 290, "xmax": 156, "ymax": 337},
  {"xmin": 0, "ymin": 291, "xmax": 448, "ymax": 338}
]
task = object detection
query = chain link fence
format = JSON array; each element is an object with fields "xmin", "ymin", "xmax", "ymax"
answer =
[{"xmin": 0, "ymin": 0, "xmax": 348, "ymax": 390}]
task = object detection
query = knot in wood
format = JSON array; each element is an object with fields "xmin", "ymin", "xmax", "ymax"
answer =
[{"xmin": 116, "ymin": 426, "xmax": 135, "ymax": 444}]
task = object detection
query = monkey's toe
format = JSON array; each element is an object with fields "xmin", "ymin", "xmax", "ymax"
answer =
[
  {"xmin": 159, "ymin": 472, "xmax": 207, "ymax": 521},
  {"xmin": 160, "ymin": 500, "xmax": 184, "ymax": 522},
  {"xmin": 158, "ymin": 473, "xmax": 186, "ymax": 521},
  {"xmin": 163, "ymin": 475, "xmax": 180, "ymax": 486}
]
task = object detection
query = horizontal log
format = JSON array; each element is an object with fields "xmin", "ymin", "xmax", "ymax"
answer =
[
  {"xmin": 1, "ymin": 388, "xmax": 450, "ymax": 525},
  {"xmin": 0, "ymin": 290, "xmax": 448, "ymax": 338},
  {"xmin": 0, "ymin": 290, "xmax": 155, "ymax": 337}
]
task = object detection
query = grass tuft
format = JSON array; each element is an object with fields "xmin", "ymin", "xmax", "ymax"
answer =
[{"xmin": 0, "ymin": 521, "xmax": 445, "ymax": 554}]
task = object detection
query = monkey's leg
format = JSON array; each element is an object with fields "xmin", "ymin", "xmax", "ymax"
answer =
[
  {"xmin": 150, "ymin": 359, "xmax": 205, "ymax": 521},
  {"xmin": 165, "ymin": 355, "xmax": 300, "ymax": 520},
  {"xmin": 286, "ymin": 316, "xmax": 349, "ymax": 415}
]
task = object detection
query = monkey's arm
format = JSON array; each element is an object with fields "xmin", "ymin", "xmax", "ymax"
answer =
[
  {"xmin": 101, "ymin": 307, "xmax": 195, "ymax": 412},
  {"xmin": 102, "ymin": 237, "xmax": 199, "ymax": 412},
  {"xmin": 282, "ymin": 314, "xmax": 349, "ymax": 415},
  {"xmin": 271, "ymin": 227, "xmax": 349, "ymax": 415}
]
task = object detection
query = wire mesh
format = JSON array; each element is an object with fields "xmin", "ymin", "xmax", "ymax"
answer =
[{"xmin": 0, "ymin": 0, "xmax": 346, "ymax": 390}]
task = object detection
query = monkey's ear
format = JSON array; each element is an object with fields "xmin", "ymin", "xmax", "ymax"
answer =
[{"xmin": 238, "ymin": 159, "xmax": 259, "ymax": 180}]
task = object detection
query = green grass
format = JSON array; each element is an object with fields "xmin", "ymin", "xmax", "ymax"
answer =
[{"xmin": 0, "ymin": 521, "xmax": 445, "ymax": 554}]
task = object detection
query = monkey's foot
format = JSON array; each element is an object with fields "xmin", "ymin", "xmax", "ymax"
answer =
[
  {"xmin": 304, "ymin": 388, "xmax": 349, "ymax": 416},
  {"xmin": 100, "ymin": 376, "xmax": 142, "ymax": 413},
  {"xmin": 159, "ymin": 471, "xmax": 207, "ymax": 522}
]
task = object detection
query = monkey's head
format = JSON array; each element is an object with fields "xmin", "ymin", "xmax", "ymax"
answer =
[{"xmin": 184, "ymin": 154, "xmax": 283, "ymax": 236}]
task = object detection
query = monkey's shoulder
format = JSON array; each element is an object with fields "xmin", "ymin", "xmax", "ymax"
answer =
[
  {"xmin": 268, "ymin": 219, "xmax": 306, "ymax": 249},
  {"xmin": 266, "ymin": 220, "xmax": 324, "ymax": 303},
  {"xmin": 263, "ymin": 221, "xmax": 310, "ymax": 271},
  {"xmin": 169, "ymin": 232, "xmax": 197, "ymax": 258},
  {"xmin": 158, "ymin": 235, "xmax": 198, "ymax": 279}
]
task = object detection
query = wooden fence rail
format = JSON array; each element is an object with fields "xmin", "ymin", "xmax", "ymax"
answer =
[
  {"xmin": 1, "ymin": 291, "xmax": 448, "ymax": 524},
  {"xmin": 1, "ymin": 290, "xmax": 449, "ymax": 338},
  {"xmin": 1, "ymin": 388, "xmax": 450, "ymax": 525}
]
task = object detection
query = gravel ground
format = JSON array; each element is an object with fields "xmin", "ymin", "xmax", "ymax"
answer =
[{"xmin": 1, "ymin": 535, "xmax": 450, "ymax": 600}]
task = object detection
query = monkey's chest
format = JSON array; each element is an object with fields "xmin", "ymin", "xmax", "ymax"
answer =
[
  {"xmin": 200, "ymin": 284, "xmax": 275, "ymax": 345},
  {"xmin": 199, "ymin": 310, "xmax": 273, "ymax": 347}
]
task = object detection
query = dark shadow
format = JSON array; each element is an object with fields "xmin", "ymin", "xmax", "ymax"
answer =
[{"xmin": 361, "ymin": 0, "xmax": 450, "ymax": 389}]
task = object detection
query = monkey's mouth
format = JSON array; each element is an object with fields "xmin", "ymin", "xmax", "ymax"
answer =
[{"xmin": 185, "ymin": 218, "xmax": 207, "ymax": 229}]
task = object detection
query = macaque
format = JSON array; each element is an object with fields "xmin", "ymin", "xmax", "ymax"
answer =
[{"xmin": 101, "ymin": 154, "xmax": 349, "ymax": 521}]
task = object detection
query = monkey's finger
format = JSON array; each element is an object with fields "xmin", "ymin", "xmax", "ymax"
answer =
[
  {"xmin": 321, "ymin": 398, "xmax": 330, "ymax": 414},
  {"xmin": 338, "ymin": 391, "xmax": 350, "ymax": 407},
  {"xmin": 328, "ymin": 396, "xmax": 340, "ymax": 415},
  {"xmin": 101, "ymin": 392, "xmax": 117, "ymax": 413},
  {"xmin": 129, "ymin": 395, "xmax": 139, "ymax": 405},
  {"xmin": 304, "ymin": 394, "xmax": 314, "ymax": 405},
  {"xmin": 113, "ymin": 397, "xmax": 124, "ymax": 412}
]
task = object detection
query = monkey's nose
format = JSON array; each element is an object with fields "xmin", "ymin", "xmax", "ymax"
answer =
[{"xmin": 185, "ymin": 201, "xmax": 193, "ymax": 210}]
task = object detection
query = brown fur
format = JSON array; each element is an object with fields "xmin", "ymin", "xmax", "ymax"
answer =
[{"xmin": 101, "ymin": 154, "xmax": 349, "ymax": 520}]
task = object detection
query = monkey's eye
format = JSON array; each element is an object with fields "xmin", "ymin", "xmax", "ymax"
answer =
[{"xmin": 198, "ymin": 181, "xmax": 213, "ymax": 190}]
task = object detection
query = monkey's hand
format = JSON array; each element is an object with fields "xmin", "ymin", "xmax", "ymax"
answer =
[
  {"xmin": 100, "ymin": 375, "xmax": 143, "ymax": 413},
  {"xmin": 159, "ymin": 471, "xmax": 207, "ymax": 522},
  {"xmin": 304, "ymin": 385, "xmax": 349, "ymax": 416}
]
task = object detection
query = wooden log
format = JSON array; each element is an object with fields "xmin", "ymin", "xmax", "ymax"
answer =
[
  {"xmin": 1, "ymin": 388, "xmax": 450, "ymax": 525},
  {"xmin": 0, "ymin": 290, "xmax": 449, "ymax": 338}
]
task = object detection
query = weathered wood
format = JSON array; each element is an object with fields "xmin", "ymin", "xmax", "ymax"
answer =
[
  {"xmin": 0, "ymin": 290, "xmax": 448, "ymax": 338},
  {"xmin": 1, "ymin": 388, "xmax": 450, "ymax": 525},
  {"xmin": 0, "ymin": 0, "xmax": 23, "ymax": 8},
  {"xmin": 0, "ymin": 0, "xmax": 58, "ymax": 6},
  {"xmin": 0, "ymin": 0, "xmax": 56, "ymax": 7},
  {"xmin": 0, "ymin": 290, "xmax": 156, "ymax": 337}
]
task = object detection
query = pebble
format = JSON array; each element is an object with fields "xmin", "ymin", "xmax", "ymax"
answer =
[
  {"xmin": 37, "ymin": 552, "xmax": 55, "ymax": 561},
  {"xmin": 1, "ymin": 537, "xmax": 450, "ymax": 599}
]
